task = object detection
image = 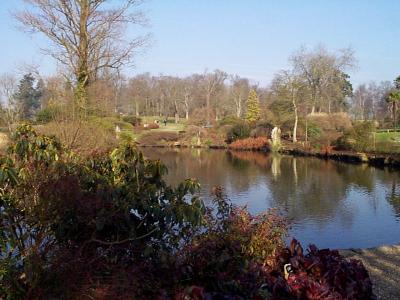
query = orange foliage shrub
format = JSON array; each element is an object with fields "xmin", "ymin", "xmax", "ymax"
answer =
[
  {"xmin": 228, "ymin": 137, "xmax": 269, "ymax": 150},
  {"xmin": 145, "ymin": 123, "xmax": 159, "ymax": 129}
]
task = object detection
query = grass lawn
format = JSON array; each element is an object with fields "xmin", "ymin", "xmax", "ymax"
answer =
[
  {"xmin": 375, "ymin": 131, "xmax": 400, "ymax": 142},
  {"xmin": 119, "ymin": 118, "xmax": 187, "ymax": 144},
  {"xmin": 153, "ymin": 123, "xmax": 186, "ymax": 132},
  {"xmin": 374, "ymin": 131, "xmax": 400, "ymax": 153},
  {"xmin": 141, "ymin": 116, "xmax": 187, "ymax": 132}
]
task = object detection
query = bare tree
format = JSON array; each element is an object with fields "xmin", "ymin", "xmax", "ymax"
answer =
[
  {"xmin": 0, "ymin": 73, "xmax": 20, "ymax": 132},
  {"xmin": 272, "ymin": 70, "xmax": 306, "ymax": 142},
  {"xmin": 230, "ymin": 75, "xmax": 250, "ymax": 118},
  {"xmin": 15, "ymin": 0, "xmax": 149, "ymax": 111},
  {"xmin": 202, "ymin": 70, "xmax": 227, "ymax": 125},
  {"xmin": 127, "ymin": 74, "xmax": 151, "ymax": 116},
  {"xmin": 290, "ymin": 45, "xmax": 355, "ymax": 114},
  {"xmin": 350, "ymin": 81, "xmax": 393, "ymax": 124}
]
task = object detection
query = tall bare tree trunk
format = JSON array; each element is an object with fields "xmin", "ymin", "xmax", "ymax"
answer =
[
  {"xmin": 76, "ymin": 0, "xmax": 90, "ymax": 117},
  {"xmin": 184, "ymin": 94, "xmax": 190, "ymax": 120},
  {"xmin": 206, "ymin": 93, "xmax": 210, "ymax": 125},
  {"xmin": 292, "ymin": 93, "xmax": 298, "ymax": 143},
  {"xmin": 174, "ymin": 100, "xmax": 179, "ymax": 123},
  {"xmin": 135, "ymin": 99, "xmax": 139, "ymax": 116},
  {"xmin": 236, "ymin": 96, "xmax": 242, "ymax": 118},
  {"xmin": 310, "ymin": 86, "xmax": 317, "ymax": 114}
]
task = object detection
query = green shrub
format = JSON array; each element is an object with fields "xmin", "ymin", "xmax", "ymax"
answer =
[
  {"xmin": 122, "ymin": 115, "xmax": 142, "ymax": 126},
  {"xmin": 307, "ymin": 122, "xmax": 323, "ymax": 140},
  {"xmin": 249, "ymin": 121, "xmax": 273, "ymax": 138},
  {"xmin": 115, "ymin": 121, "xmax": 133, "ymax": 131},
  {"xmin": 36, "ymin": 107, "xmax": 59, "ymax": 123},
  {"xmin": 88, "ymin": 116, "xmax": 132, "ymax": 132},
  {"xmin": 118, "ymin": 131, "xmax": 135, "ymax": 143},
  {"xmin": 204, "ymin": 138, "xmax": 212, "ymax": 147},
  {"xmin": 88, "ymin": 116, "xmax": 115, "ymax": 132},
  {"xmin": 226, "ymin": 122, "xmax": 251, "ymax": 143},
  {"xmin": 218, "ymin": 115, "xmax": 243, "ymax": 126},
  {"xmin": 334, "ymin": 121, "xmax": 375, "ymax": 152}
]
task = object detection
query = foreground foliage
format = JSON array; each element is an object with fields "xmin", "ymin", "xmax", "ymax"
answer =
[
  {"xmin": 0, "ymin": 126, "xmax": 374, "ymax": 299},
  {"xmin": 0, "ymin": 125, "xmax": 204, "ymax": 298}
]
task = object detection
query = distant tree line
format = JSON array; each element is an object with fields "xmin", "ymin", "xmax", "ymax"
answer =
[
  {"xmin": 1, "ymin": 0, "xmax": 396, "ymax": 133},
  {"xmin": 0, "ymin": 47, "xmax": 399, "ymax": 134}
]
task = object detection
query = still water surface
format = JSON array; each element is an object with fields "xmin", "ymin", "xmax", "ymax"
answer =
[{"xmin": 141, "ymin": 148, "xmax": 400, "ymax": 249}]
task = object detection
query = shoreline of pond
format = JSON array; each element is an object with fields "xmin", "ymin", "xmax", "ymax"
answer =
[{"xmin": 139, "ymin": 143, "xmax": 400, "ymax": 169}]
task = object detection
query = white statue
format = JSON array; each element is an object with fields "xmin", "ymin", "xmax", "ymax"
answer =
[{"xmin": 271, "ymin": 126, "xmax": 281, "ymax": 146}]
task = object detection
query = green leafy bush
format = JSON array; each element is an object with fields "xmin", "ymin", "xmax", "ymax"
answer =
[
  {"xmin": 307, "ymin": 122, "xmax": 323, "ymax": 140},
  {"xmin": 334, "ymin": 121, "xmax": 375, "ymax": 152},
  {"xmin": 115, "ymin": 121, "xmax": 133, "ymax": 131},
  {"xmin": 36, "ymin": 106, "xmax": 59, "ymax": 123},
  {"xmin": 122, "ymin": 115, "xmax": 142, "ymax": 126},
  {"xmin": 226, "ymin": 122, "xmax": 251, "ymax": 143},
  {"xmin": 118, "ymin": 131, "xmax": 135, "ymax": 143},
  {"xmin": 88, "ymin": 116, "xmax": 116, "ymax": 132},
  {"xmin": 218, "ymin": 115, "xmax": 243, "ymax": 126}
]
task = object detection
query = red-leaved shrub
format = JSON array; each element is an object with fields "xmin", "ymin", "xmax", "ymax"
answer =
[
  {"xmin": 265, "ymin": 239, "xmax": 374, "ymax": 299},
  {"xmin": 144, "ymin": 123, "xmax": 159, "ymax": 129},
  {"xmin": 228, "ymin": 137, "xmax": 269, "ymax": 150}
]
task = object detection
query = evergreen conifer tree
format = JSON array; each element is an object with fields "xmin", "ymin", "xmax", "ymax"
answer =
[
  {"xmin": 14, "ymin": 73, "xmax": 42, "ymax": 119},
  {"xmin": 245, "ymin": 89, "xmax": 261, "ymax": 122}
]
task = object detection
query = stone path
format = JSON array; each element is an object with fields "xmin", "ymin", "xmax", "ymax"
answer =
[{"xmin": 341, "ymin": 245, "xmax": 400, "ymax": 299}]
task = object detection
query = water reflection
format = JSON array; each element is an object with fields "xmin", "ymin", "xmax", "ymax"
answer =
[
  {"xmin": 266, "ymin": 155, "xmax": 353, "ymax": 227},
  {"xmin": 141, "ymin": 148, "xmax": 400, "ymax": 249},
  {"xmin": 387, "ymin": 178, "xmax": 400, "ymax": 218}
]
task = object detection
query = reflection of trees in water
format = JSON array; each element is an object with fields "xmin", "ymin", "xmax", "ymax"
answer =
[
  {"xmin": 362, "ymin": 167, "xmax": 400, "ymax": 219},
  {"xmin": 228, "ymin": 151, "xmax": 271, "ymax": 168},
  {"xmin": 141, "ymin": 148, "xmax": 400, "ymax": 225},
  {"xmin": 333, "ymin": 163, "xmax": 376, "ymax": 193},
  {"xmin": 266, "ymin": 156, "xmax": 354, "ymax": 228},
  {"xmin": 386, "ymin": 177, "xmax": 400, "ymax": 219},
  {"xmin": 141, "ymin": 148, "xmax": 266, "ymax": 195},
  {"xmin": 226, "ymin": 152, "xmax": 251, "ymax": 170}
]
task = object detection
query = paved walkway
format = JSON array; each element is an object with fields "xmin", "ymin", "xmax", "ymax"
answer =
[{"xmin": 341, "ymin": 245, "xmax": 400, "ymax": 299}]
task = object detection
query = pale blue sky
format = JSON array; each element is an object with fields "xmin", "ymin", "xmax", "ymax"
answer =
[{"xmin": 1, "ymin": 0, "xmax": 399, "ymax": 86}]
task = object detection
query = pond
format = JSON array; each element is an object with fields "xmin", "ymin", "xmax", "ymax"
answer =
[{"xmin": 141, "ymin": 148, "xmax": 400, "ymax": 249}]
